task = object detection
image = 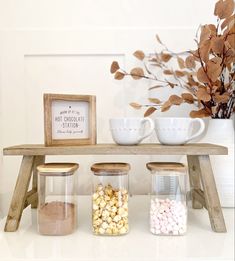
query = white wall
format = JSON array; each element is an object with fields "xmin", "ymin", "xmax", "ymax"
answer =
[
  {"xmin": 0, "ymin": 0, "xmax": 216, "ymax": 216},
  {"xmin": 0, "ymin": 0, "xmax": 216, "ymax": 29}
]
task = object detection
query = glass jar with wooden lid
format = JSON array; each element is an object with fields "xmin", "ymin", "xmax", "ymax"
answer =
[
  {"xmin": 37, "ymin": 163, "xmax": 78, "ymax": 235},
  {"xmin": 91, "ymin": 162, "xmax": 130, "ymax": 236},
  {"xmin": 146, "ymin": 162, "xmax": 187, "ymax": 236}
]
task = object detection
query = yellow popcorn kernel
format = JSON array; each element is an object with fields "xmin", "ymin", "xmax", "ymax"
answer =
[
  {"xmin": 107, "ymin": 217, "xmax": 112, "ymax": 224},
  {"xmin": 92, "ymin": 193, "xmax": 99, "ymax": 200},
  {"xmin": 117, "ymin": 220, "xmax": 124, "ymax": 229},
  {"xmin": 98, "ymin": 190, "xmax": 104, "ymax": 196},
  {"xmin": 122, "ymin": 202, "xmax": 128, "ymax": 209},
  {"xmin": 109, "ymin": 222, "xmax": 116, "ymax": 229},
  {"xmin": 97, "ymin": 184, "xmax": 103, "ymax": 191},
  {"xmin": 121, "ymin": 189, "xmax": 128, "ymax": 195},
  {"xmin": 101, "ymin": 210, "xmax": 109, "ymax": 218},
  {"xmin": 105, "ymin": 205, "xmax": 111, "ymax": 211},
  {"xmin": 116, "ymin": 201, "xmax": 123, "ymax": 207},
  {"xmin": 119, "ymin": 226, "xmax": 128, "ymax": 234},
  {"xmin": 110, "ymin": 212, "xmax": 116, "ymax": 218},
  {"xmin": 111, "ymin": 206, "xmax": 117, "ymax": 213},
  {"xmin": 95, "ymin": 197, "xmax": 102, "ymax": 205},
  {"xmin": 109, "ymin": 200, "xmax": 115, "ymax": 206},
  {"xmin": 93, "ymin": 215, "xmax": 98, "ymax": 221},
  {"xmin": 113, "ymin": 215, "xmax": 121, "ymax": 223},
  {"xmin": 93, "ymin": 204, "xmax": 99, "ymax": 210},
  {"xmin": 104, "ymin": 195, "xmax": 110, "ymax": 201},
  {"xmin": 106, "ymin": 228, "xmax": 112, "ymax": 235},
  {"xmin": 98, "ymin": 227, "xmax": 105, "ymax": 234},
  {"xmin": 99, "ymin": 199, "xmax": 106, "ymax": 208},
  {"xmin": 101, "ymin": 222, "xmax": 109, "ymax": 229},
  {"xmin": 112, "ymin": 227, "xmax": 119, "ymax": 234}
]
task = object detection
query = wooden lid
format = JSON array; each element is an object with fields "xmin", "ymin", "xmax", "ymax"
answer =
[
  {"xmin": 37, "ymin": 163, "xmax": 79, "ymax": 176},
  {"xmin": 146, "ymin": 162, "xmax": 186, "ymax": 174},
  {"xmin": 91, "ymin": 162, "xmax": 130, "ymax": 175}
]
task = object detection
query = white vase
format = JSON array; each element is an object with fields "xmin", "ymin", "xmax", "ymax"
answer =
[{"xmin": 200, "ymin": 119, "xmax": 234, "ymax": 207}]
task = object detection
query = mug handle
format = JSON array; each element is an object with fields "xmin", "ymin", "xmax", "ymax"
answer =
[
  {"xmin": 185, "ymin": 118, "xmax": 205, "ymax": 143},
  {"xmin": 138, "ymin": 118, "xmax": 155, "ymax": 143}
]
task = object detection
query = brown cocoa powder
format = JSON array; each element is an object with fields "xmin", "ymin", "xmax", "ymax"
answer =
[{"xmin": 38, "ymin": 201, "xmax": 76, "ymax": 235}]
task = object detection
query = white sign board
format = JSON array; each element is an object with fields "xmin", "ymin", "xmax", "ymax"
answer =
[{"xmin": 52, "ymin": 100, "xmax": 89, "ymax": 139}]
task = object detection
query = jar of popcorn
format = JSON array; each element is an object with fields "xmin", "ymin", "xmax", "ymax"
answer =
[
  {"xmin": 91, "ymin": 162, "xmax": 130, "ymax": 236},
  {"xmin": 37, "ymin": 163, "xmax": 78, "ymax": 236},
  {"xmin": 146, "ymin": 162, "xmax": 187, "ymax": 236}
]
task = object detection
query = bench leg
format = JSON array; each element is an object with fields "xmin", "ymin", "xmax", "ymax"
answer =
[
  {"xmin": 31, "ymin": 156, "xmax": 45, "ymax": 208},
  {"xmin": 4, "ymin": 156, "xmax": 34, "ymax": 232},
  {"xmin": 198, "ymin": 155, "xmax": 227, "ymax": 233},
  {"xmin": 187, "ymin": 155, "xmax": 203, "ymax": 209}
]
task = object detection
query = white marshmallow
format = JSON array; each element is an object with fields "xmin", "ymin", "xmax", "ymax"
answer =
[{"xmin": 150, "ymin": 198, "xmax": 187, "ymax": 236}]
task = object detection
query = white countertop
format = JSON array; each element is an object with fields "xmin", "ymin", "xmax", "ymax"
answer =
[{"xmin": 0, "ymin": 196, "xmax": 234, "ymax": 261}]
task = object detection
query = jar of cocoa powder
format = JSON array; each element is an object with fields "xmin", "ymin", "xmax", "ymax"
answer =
[
  {"xmin": 37, "ymin": 163, "xmax": 78, "ymax": 236},
  {"xmin": 91, "ymin": 162, "xmax": 130, "ymax": 236}
]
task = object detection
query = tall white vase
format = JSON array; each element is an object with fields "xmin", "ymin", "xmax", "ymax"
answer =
[{"xmin": 201, "ymin": 119, "xmax": 234, "ymax": 207}]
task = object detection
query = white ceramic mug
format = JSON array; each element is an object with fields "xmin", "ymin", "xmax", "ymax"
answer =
[
  {"xmin": 154, "ymin": 117, "xmax": 205, "ymax": 145},
  {"xmin": 110, "ymin": 117, "xmax": 154, "ymax": 145}
]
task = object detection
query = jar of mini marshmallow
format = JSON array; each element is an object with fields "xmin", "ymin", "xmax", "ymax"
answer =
[
  {"xmin": 91, "ymin": 162, "xmax": 130, "ymax": 236},
  {"xmin": 146, "ymin": 162, "xmax": 187, "ymax": 236}
]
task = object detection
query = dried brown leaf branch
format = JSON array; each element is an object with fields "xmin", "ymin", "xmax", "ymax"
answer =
[{"xmin": 110, "ymin": 0, "xmax": 235, "ymax": 118}]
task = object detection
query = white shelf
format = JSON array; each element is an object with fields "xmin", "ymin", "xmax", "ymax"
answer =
[{"xmin": 0, "ymin": 196, "xmax": 234, "ymax": 261}]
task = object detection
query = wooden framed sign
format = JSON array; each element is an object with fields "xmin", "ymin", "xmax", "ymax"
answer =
[{"xmin": 44, "ymin": 93, "xmax": 96, "ymax": 146}]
